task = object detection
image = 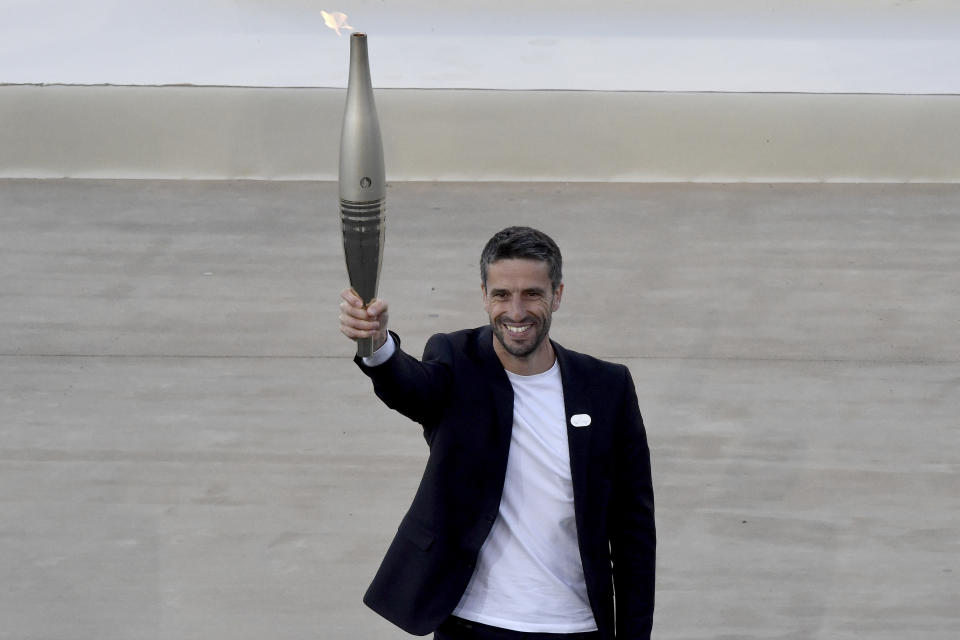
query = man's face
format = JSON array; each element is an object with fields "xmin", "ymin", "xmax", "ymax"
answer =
[{"xmin": 482, "ymin": 258, "xmax": 563, "ymax": 359}]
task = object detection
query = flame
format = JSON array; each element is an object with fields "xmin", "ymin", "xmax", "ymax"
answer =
[{"xmin": 321, "ymin": 10, "xmax": 353, "ymax": 36}]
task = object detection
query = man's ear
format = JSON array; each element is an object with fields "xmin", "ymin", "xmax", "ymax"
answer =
[{"xmin": 552, "ymin": 283, "xmax": 564, "ymax": 311}]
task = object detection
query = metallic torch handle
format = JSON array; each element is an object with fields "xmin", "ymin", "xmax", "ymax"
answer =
[
  {"xmin": 339, "ymin": 32, "xmax": 386, "ymax": 359},
  {"xmin": 341, "ymin": 197, "xmax": 385, "ymax": 357}
]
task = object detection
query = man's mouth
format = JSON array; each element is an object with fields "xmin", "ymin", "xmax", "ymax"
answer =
[{"xmin": 503, "ymin": 322, "xmax": 534, "ymax": 336}]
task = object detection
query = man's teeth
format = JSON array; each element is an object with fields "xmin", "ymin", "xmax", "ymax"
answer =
[{"xmin": 506, "ymin": 325, "xmax": 531, "ymax": 334}]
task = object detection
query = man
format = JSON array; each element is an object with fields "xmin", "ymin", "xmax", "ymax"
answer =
[{"xmin": 339, "ymin": 226, "xmax": 655, "ymax": 639}]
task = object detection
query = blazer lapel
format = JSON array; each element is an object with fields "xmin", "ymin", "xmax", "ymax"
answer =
[
  {"xmin": 553, "ymin": 341, "xmax": 593, "ymax": 539},
  {"xmin": 474, "ymin": 326, "xmax": 515, "ymax": 448}
]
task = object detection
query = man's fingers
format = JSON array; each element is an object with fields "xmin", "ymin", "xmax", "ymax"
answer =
[
  {"xmin": 340, "ymin": 289, "xmax": 387, "ymax": 317},
  {"xmin": 340, "ymin": 324, "xmax": 379, "ymax": 340},
  {"xmin": 339, "ymin": 312, "xmax": 380, "ymax": 336},
  {"xmin": 339, "ymin": 298, "xmax": 367, "ymax": 319},
  {"xmin": 366, "ymin": 298, "xmax": 388, "ymax": 317},
  {"xmin": 339, "ymin": 289, "xmax": 388, "ymax": 347},
  {"xmin": 339, "ymin": 309, "xmax": 380, "ymax": 330},
  {"xmin": 340, "ymin": 287, "xmax": 364, "ymax": 308},
  {"xmin": 341, "ymin": 327, "xmax": 378, "ymax": 340}
]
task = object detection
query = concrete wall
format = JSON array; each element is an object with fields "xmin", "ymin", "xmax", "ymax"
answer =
[{"xmin": 2, "ymin": 85, "xmax": 959, "ymax": 182}]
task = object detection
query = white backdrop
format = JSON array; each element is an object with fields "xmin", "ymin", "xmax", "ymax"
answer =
[{"xmin": 2, "ymin": 0, "xmax": 959, "ymax": 92}]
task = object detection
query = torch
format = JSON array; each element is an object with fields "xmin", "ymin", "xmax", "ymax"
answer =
[{"xmin": 339, "ymin": 32, "xmax": 386, "ymax": 357}]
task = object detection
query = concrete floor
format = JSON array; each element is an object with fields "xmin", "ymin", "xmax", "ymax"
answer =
[{"xmin": 1, "ymin": 179, "xmax": 957, "ymax": 639}]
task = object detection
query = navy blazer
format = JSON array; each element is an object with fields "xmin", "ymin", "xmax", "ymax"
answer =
[{"xmin": 356, "ymin": 326, "xmax": 655, "ymax": 639}]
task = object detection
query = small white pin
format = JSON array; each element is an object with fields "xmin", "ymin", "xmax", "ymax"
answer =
[{"xmin": 571, "ymin": 414, "xmax": 591, "ymax": 427}]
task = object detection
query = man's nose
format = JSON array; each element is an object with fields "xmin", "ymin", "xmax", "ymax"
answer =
[{"xmin": 508, "ymin": 296, "xmax": 525, "ymax": 318}]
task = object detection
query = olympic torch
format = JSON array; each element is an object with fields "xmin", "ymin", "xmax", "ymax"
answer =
[{"xmin": 339, "ymin": 32, "xmax": 386, "ymax": 357}]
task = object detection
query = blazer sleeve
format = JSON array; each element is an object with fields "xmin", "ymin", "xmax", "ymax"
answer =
[
  {"xmin": 610, "ymin": 365, "xmax": 657, "ymax": 639},
  {"xmin": 354, "ymin": 331, "xmax": 454, "ymax": 430}
]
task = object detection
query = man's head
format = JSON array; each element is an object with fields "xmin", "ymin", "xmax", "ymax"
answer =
[{"xmin": 480, "ymin": 227, "xmax": 564, "ymax": 367}]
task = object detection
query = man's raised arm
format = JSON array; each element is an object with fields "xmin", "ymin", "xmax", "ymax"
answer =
[{"xmin": 338, "ymin": 287, "xmax": 451, "ymax": 428}]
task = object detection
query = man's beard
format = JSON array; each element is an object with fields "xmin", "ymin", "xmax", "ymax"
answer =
[{"xmin": 490, "ymin": 313, "xmax": 552, "ymax": 359}]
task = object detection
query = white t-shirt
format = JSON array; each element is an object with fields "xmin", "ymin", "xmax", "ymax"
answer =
[{"xmin": 453, "ymin": 360, "xmax": 597, "ymax": 632}]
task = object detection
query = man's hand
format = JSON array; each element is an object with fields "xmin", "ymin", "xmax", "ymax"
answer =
[{"xmin": 339, "ymin": 288, "xmax": 389, "ymax": 352}]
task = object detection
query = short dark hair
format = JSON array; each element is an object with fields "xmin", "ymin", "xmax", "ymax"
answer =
[{"xmin": 480, "ymin": 226, "xmax": 563, "ymax": 291}]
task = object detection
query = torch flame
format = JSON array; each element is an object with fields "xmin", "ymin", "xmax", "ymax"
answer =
[{"xmin": 321, "ymin": 10, "xmax": 353, "ymax": 36}]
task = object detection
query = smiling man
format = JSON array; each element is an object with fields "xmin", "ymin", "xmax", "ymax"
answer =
[
  {"xmin": 483, "ymin": 251, "xmax": 561, "ymax": 374},
  {"xmin": 339, "ymin": 226, "xmax": 656, "ymax": 640}
]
